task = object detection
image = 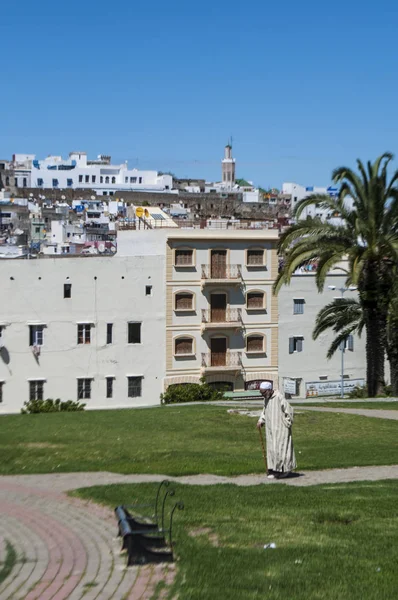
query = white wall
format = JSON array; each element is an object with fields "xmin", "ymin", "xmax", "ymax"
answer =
[
  {"xmin": 278, "ymin": 274, "xmax": 366, "ymax": 397},
  {"xmin": 0, "ymin": 254, "xmax": 165, "ymax": 413}
]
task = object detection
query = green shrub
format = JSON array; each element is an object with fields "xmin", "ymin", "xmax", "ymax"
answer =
[
  {"xmin": 348, "ymin": 385, "xmax": 369, "ymax": 399},
  {"xmin": 21, "ymin": 398, "xmax": 86, "ymax": 414},
  {"xmin": 348, "ymin": 384, "xmax": 392, "ymax": 399},
  {"xmin": 160, "ymin": 381, "xmax": 226, "ymax": 405}
]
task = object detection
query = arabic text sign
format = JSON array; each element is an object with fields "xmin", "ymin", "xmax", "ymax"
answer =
[{"xmin": 306, "ymin": 379, "xmax": 365, "ymax": 398}]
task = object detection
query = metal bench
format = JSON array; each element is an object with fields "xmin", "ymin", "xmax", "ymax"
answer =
[{"xmin": 115, "ymin": 480, "xmax": 184, "ymax": 566}]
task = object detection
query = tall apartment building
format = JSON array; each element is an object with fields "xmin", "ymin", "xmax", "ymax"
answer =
[{"xmin": 164, "ymin": 229, "xmax": 279, "ymax": 390}]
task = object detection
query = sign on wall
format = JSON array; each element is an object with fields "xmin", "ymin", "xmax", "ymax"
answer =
[
  {"xmin": 283, "ymin": 378, "xmax": 297, "ymax": 395},
  {"xmin": 305, "ymin": 379, "xmax": 365, "ymax": 398}
]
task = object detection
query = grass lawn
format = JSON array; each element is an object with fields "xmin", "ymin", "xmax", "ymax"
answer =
[
  {"xmin": 0, "ymin": 406, "xmax": 397, "ymax": 476},
  {"xmin": 294, "ymin": 402, "xmax": 398, "ymax": 409},
  {"xmin": 73, "ymin": 480, "xmax": 398, "ymax": 600}
]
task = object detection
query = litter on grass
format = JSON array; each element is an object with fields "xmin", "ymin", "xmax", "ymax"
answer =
[{"xmin": 264, "ymin": 543, "xmax": 276, "ymax": 549}]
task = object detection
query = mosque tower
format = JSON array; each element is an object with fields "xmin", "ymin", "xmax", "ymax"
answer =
[{"xmin": 221, "ymin": 139, "xmax": 236, "ymax": 187}]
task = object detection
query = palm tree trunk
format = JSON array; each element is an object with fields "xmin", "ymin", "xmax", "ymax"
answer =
[
  {"xmin": 361, "ymin": 262, "xmax": 388, "ymax": 397},
  {"xmin": 386, "ymin": 314, "xmax": 398, "ymax": 396}
]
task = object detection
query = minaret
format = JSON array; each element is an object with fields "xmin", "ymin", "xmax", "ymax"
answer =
[{"xmin": 221, "ymin": 139, "xmax": 236, "ymax": 187}]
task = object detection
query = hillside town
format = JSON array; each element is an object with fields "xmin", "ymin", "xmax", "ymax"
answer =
[{"xmin": 0, "ymin": 144, "xmax": 366, "ymax": 412}]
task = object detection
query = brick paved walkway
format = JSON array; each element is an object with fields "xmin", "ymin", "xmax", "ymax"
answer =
[{"xmin": 0, "ymin": 480, "xmax": 174, "ymax": 600}]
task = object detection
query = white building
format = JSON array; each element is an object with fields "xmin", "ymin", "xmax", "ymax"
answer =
[
  {"xmin": 278, "ymin": 274, "xmax": 366, "ymax": 398},
  {"xmin": 7, "ymin": 152, "xmax": 174, "ymax": 196},
  {"xmin": 0, "ymin": 239, "xmax": 165, "ymax": 413},
  {"xmin": 282, "ymin": 182, "xmax": 340, "ymax": 218}
]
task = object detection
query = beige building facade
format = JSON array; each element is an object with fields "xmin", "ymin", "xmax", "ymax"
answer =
[{"xmin": 164, "ymin": 230, "xmax": 280, "ymax": 391}]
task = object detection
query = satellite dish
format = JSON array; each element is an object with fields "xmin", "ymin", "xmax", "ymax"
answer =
[
  {"xmin": 135, "ymin": 207, "xmax": 144, "ymax": 218},
  {"xmin": 91, "ymin": 195, "xmax": 95, "ymax": 200},
  {"xmin": 98, "ymin": 243, "xmax": 105, "ymax": 253}
]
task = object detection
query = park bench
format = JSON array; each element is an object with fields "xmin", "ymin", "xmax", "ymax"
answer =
[{"xmin": 115, "ymin": 480, "xmax": 184, "ymax": 566}]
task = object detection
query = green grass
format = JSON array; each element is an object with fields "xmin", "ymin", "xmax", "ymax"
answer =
[
  {"xmin": 295, "ymin": 402, "xmax": 398, "ymax": 409},
  {"xmin": 73, "ymin": 481, "xmax": 398, "ymax": 600},
  {"xmin": 0, "ymin": 405, "xmax": 397, "ymax": 476},
  {"xmin": 0, "ymin": 540, "xmax": 17, "ymax": 585}
]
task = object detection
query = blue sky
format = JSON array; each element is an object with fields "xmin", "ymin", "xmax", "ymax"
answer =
[{"xmin": 1, "ymin": 0, "xmax": 398, "ymax": 188}]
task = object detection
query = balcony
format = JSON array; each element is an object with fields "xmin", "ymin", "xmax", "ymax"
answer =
[
  {"xmin": 201, "ymin": 264, "xmax": 242, "ymax": 285},
  {"xmin": 201, "ymin": 351, "xmax": 242, "ymax": 373},
  {"xmin": 201, "ymin": 308, "xmax": 242, "ymax": 331}
]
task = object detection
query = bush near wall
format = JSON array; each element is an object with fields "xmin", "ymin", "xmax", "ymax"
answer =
[
  {"xmin": 160, "ymin": 381, "xmax": 225, "ymax": 405},
  {"xmin": 21, "ymin": 398, "xmax": 86, "ymax": 414}
]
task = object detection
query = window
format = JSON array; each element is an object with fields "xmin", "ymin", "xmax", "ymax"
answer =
[
  {"xmin": 289, "ymin": 337, "xmax": 304, "ymax": 354},
  {"xmin": 85, "ymin": 175, "xmax": 89, "ymax": 183},
  {"xmin": 100, "ymin": 176, "xmax": 103, "ymax": 183},
  {"xmin": 128, "ymin": 376, "xmax": 142, "ymax": 398},
  {"xmin": 247, "ymin": 292, "xmax": 265, "ymax": 310},
  {"xmin": 293, "ymin": 299, "xmax": 305, "ymax": 315},
  {"xmin": 14, "ymin": 178, "xmax": 18, "ymax": 186},
  {"xmin": 128, "ymin": 322, "xmax": 141, "ymax": 344},
  {"xmin": 79, "ymin": 175, "xmax": 83, "ymax": 183},
  {"xmin": 175, "ymin": 337, "xmax": 194, "ymax": 355},
  {"xmin": 77, "ymin": 323, "xmax": 91, "ymax": 344},
  {"xmin": 246, "ymin": 335, "xmax": 264, "ymax": 353},
  {"xmin": 37, "ymin": 178, "xmax": 43, "ymax": 186},
  {"xmin": 52, "ymin": 179, "xmax": 59, "ymax": 187},
  {"xmin": 130, "ymin": 177, "xmax": 137, "ymax": 183},
  {"xmin": 35, "ymin": 227, "xmax": 40, "ymax": 233},
  {"xmin": 29, "ymin": 380, "xmax": 44, "ymax": 401},
  {"xmin": 125, "ymin": 177, "xmax": 128, "ymax": 183},
  {"xmin": 64, "ymin": 283, "xmax": 72, "ymax": 298},
  {"xmin": 343, "ymin": 335, "xmax": 354, "ymax": 352},
  {"xmin": 139, "ymin": 177, "xmax": 142, "ymax": 184},
  {"xmin": 78, "ymin": 378, "xmax": 92, "ymax": 400},
  {"xmin": 175, "ymin": 292, "xmax": 194, "ymax": 310},
  {"xmin": 106, "ymin": 377, "xmax": 114, "ymax": 398},
  {"xmin": 175, "ymin": 249, "xmax": 193, "ymax": 266},
  {"xmin": 92, "ymin": 175, "xmax": 96, "ymax": 183},
  {"xmin": 247, "ymin": 249, "xmax": 264, "ymax": 266},
  {"xmin": 0, "ymin": 381, "xmax": 3, "ymax": 403},
  {"xmin": 106, "ymin": 323, "xmax": 113, "ymax": 344},
  {"xmin": 23, "ymin": 178, "xmax": 27, "ymax": 187},
  {"xmin": 67, "ymin": 178, "xmax": 73, "ymax": 187},
  {"xmin": 105, "ymin": 176, "xmax": 109, "ymax": 184},
  {"xmin": 145, "ymin": 285, "xmax": 152, "ymax": 296},
  {"xmin": 111, "ymin": 177, "xmax": 116, "ymax": 184},
  {"xmin": 29, "ymin": 325, "xmax": 44, "ymax": 346},
  {"xmin": 5, "ymin": 176, "xmax": 9, "ymax": 186}
]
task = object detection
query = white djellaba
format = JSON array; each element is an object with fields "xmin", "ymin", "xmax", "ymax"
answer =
[{"xmin": 257, "ymin": 384, "xmax": 297, "ymax": 475}]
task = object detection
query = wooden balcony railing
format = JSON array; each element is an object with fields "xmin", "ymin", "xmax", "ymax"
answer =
[
  {"xmin": 201, "ymin": 351, "xmax": 242, "ymax": 369},
  {"xmin": 201, "ymin": 308, "xmax": 242, "ymax": 324},
  {"xmin": 201, "ymin": 264, "xmax": 242, "ymax": 280}
]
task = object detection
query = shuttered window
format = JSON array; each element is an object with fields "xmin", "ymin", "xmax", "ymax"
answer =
[
  {"xmin": 175, "ymin": 249, "xmax": 193, "ymax": 266},
  {"xmin": 247, "ymin": 250, "xmax": 264, "ymax": 266},
  {"xmin": 175, "ymin": 338, "xmax": 194, "ymax": 355},
  {"xmin": 29, "ymin": 380, "xmax": 44, "ymax": 401},
  {"xmin": 293, "ymin": 299, "xmax": 305, "ymax": 314},
  {"xmin": 246, "ymin": 335, "xmax": 264, "ymax": 353},
  {"xmin": 289, "ymin": 337, "xmax": 303, "ymax": 353},
  {"xmin": 247, "ymin": 292, "xmax": 264, "ymax": 309},
  {"xmin": 175, "ymin": 293, "xmax": 194, "ymax": 310}
]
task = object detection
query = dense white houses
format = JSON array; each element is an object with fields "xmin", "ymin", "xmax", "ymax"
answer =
[{"xmin": 6, "ymin": 152, "xmax": 174, "ymax": 196}]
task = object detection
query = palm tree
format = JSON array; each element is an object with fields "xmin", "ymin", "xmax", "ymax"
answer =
[
  {"xmin": 275, "ymin": 153, "xmax": 398, "ymax": 396},
  {"xmin": 312, "ymin": 297, "xmax": 364, "ymax": 358},
  {"xmin": 313, "ymin": 294, "xmax": 398, "ymax": 396}
]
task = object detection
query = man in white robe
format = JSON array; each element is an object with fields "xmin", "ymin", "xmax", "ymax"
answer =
[{"xmin": 256, "ymin": 381, "xmax": 297, "ymax": 479}]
